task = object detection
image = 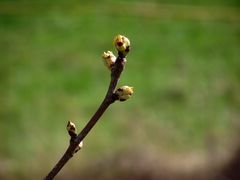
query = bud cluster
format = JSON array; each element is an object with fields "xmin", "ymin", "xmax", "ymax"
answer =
[
  {"xmin": 102, "ymin": 34, "xmax": 131, "ymax": 70},
  {"xmin": 102, "ymin": 35, "xmax": 134, "ymax": 102}
]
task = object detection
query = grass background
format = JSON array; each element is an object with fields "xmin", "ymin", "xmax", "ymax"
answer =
[{"xmin": 0, "ymin": 0, "xmax": 240, "ymax": 179}]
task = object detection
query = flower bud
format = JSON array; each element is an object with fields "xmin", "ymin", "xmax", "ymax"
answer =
[
  {"xmin": 74, "ymin": 141, "xmax": 83, "ymax": 153},
  {"xmin": 102, "ymin": 51, "xmax": 117, "ymax": 70},
  {"xmin": 113, "ymin": 35, "xmax": 130, "ymax": 56},
  {"xmin": 67, "ymin": 121, "xmax": 77, "ymax": 137},
  {"xmin": 115, "ymin": 86, "xmax": 134, "ymax": 101}
]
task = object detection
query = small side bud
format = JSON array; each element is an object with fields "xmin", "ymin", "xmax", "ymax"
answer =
[
  {"xmin": 102, "ymin": 51, "xmax": 117, "ymax": 70},
  {"xmin": 67, "ymin": 121, "xmax": 77, "ymax": 138},
  {"xmin": 114, "ymin": 86, "xmax": 134, "ymax": 101},
  {"xmin": 113, "ymin": 35, "xmax": 130, "ymax": 56},
  {"xmin": 74, "ymin": 141, "xmax": 83, "ymax": 153}
]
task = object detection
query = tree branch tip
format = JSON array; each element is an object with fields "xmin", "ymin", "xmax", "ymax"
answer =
[{"xmin": 113, "ymin": 35, "xmax": 131, "ymax": 56}]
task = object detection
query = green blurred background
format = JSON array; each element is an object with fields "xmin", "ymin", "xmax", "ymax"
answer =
[{"xmin": 0, "ymin": 0, "xmax": 240, "ymax": 179}]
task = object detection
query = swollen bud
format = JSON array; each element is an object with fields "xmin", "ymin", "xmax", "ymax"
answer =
[
  {"xmin": 115, "ymin": 86, "xmax": 134, "ymax": 101},
  {"xmin": 113, "ymin": 35, "xmax": 130, "ymax": 56},
  {"xmin": 102, "ymin": 51, "xmax": 116, "ymax": 70},
  {"xmin": 67, "ymin": 121, "xmax": 77, "ymax": 138},
  {"xmin": 74, "ymin": 141, "xmax": 83, "ymax": 153}
]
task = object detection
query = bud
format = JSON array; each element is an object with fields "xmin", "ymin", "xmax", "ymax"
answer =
[
  {"xmin": 67, "ymin": 121, "xmax": 77, "ymax": 137},
  {"xmin": 102, "ymin": 51, "xmax": 117, "ymax": 70},
  {"xmin": 113, "ymin": 35, "xmax": 130, "ymax": 56},
  {"xmin": 115, "ymin": 86, "xmax": 134, "ymax": 101},
  {"xmin": 74, "ymin": 141, "xmax": 83, "ymax": 153}
]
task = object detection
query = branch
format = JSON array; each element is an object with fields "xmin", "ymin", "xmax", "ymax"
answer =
[{"xmin": 44, "ymin": 35, "xmax": 133, "ymax": 180}]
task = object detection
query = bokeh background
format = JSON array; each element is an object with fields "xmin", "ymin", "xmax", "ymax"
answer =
[{"xmin": 0, "ymin": 0, "xmax": 240, "ymax": 179}]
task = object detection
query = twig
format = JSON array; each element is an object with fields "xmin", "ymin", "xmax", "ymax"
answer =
[{"xmin": 44, "ymin": 35, "xmax": 133, "ymax": 180}]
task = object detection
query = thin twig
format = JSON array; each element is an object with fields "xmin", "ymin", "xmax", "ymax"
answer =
[{"xmin": 44, "ymin": 53, "xmax": 126, "ymax": 180}]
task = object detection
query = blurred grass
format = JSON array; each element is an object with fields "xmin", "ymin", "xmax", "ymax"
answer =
[{"xmin": 0, "ymin": 0, "xmax": 240, "ymax": 179}]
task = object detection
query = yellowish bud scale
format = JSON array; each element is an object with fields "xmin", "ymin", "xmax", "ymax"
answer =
[
  {"xmin": 102, "ymin": 51, "xmax": 116, "ymax": 70},
  {"xmin": 115, "ymin": 86, "xmax": 134, "ymax": 101},
  {"xmin": 113, "ymin": 35, "xmax": 130, "ymax": 55}
]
